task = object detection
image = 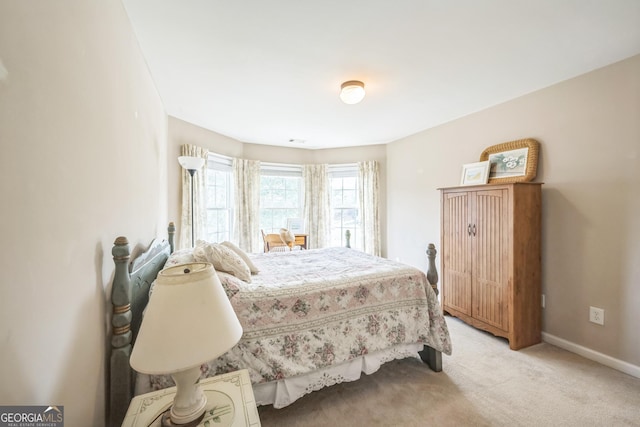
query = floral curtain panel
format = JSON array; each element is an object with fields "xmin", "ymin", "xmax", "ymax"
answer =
[
  {"xmin": 303, "ymin": 164, "xmax": 330, "ymax": 249},
  {"xmin": 359, "ymin": 160, "xmax": 381, "ymax": 256},
  {"xmin": 233, "ymin": 158, "xmax": 261, "ymax": 253},
  {"xmin": 179, "ymin": 144, "xmax": 208, "ymax": 249}
]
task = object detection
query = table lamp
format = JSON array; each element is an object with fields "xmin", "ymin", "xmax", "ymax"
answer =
[{"xmin": 130, "ymin": 263, "xmax": 243, "ymax": 426}]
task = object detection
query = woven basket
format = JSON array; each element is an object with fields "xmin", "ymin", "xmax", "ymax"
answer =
[{"xmin": 479, "ymin": 138, "xmax": 539, "ymax": 184}]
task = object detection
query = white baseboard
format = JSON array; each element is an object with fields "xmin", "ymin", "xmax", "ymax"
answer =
[{"xmin": 542, "ymin": 332, "xmax": 640, "ymax": 379}]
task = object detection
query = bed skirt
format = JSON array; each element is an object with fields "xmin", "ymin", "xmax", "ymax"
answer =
[{"xmin": 252, "ymin": 343, "xmax": 423, "ymax": 408}]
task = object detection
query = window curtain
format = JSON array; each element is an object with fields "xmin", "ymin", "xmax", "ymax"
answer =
[
  {"xmin": 233, "ymin": 158, "xmax": 261, "ymax": 253},
  {"xmin": 303, "ymin": 164, "xmax": 330, "ymax": 249},
  {"xmin": 359, "ymin": 160, "xmax": 381, "ymax": 256},
  {"xmin": 179, "ymin": 144, "xmax": 208, "ymax": 249}
]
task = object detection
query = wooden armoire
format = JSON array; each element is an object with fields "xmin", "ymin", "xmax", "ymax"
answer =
[{"xmin": 439, "ymin": 183, "xmax": 542, "ymax": 350}]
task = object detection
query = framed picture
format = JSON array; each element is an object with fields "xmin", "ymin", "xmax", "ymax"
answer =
[
  {"xmin": 460, "ymin": 161, "xmax": 490, "ymax": 186},
  {"xmin": 286, "ymin": 218, "xmax": 305, "ymax": 234},
  {"xmin": 480, "ymin": 139, "xmax": 540, "ymax": 183}
]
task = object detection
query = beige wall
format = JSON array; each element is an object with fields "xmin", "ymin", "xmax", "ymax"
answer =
[
  {"xmin": 168, "ymin": 117, "xmax": 388, "ymax": 253},
  {"xmin": 0, "ymin": 2, "xmax": 167, "ymax": 426},
  {"xmin": 387, "ymin": 54, "xmax": 640, "ymax": 367}
]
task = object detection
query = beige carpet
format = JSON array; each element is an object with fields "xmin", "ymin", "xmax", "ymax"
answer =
[{"xmin": 257, "ymin": 316, "xmax": 640, "ymax": 426}]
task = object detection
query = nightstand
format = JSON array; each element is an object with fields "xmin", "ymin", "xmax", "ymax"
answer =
[
  {"xmin": 122, "ymin": 369, "xmax": 261, "ymax": 427},
  {"xmin": 294, "ymin": 234, "xmax": 308, "ymax": 249}
]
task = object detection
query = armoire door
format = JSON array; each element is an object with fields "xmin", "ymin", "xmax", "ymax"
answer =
[
  {"xmin": 471, "ymin": 188, "xmax": 509, "ymax": 331},
  {"xmin": 442, "ymin": 191, "xmax": 472, "ymax": 316}
]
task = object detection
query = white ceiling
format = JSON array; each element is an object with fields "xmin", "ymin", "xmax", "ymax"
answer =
[{"xmin": 122, "ymin": 0, "xmax": 640, "ymax": 149}]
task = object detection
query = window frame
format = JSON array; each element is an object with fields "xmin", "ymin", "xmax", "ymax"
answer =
[
  {"xmin": 204, "ymin": 153, "xmax": 234, "ymax": 243},
  {"xmin": 328, "ymin": 163, "xmax": 362, "ymax": 250},
  {"xmin": 259, "ymin": 162, "xmax": 304, "ymax": 234}
]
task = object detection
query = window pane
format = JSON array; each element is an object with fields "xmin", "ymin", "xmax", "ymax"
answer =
[
  {"xmin": 204, "ymin": 160, "xmax": 233, "ymax": 243},
  {"xmin": 343, "ymin": 188, "xmax": 357, "ymax": 206},
  {"xmin": 259, "ymin": 173, "xmax": 302, "ymax": 233},
  {"xmin": 343, "ymin": 176, "xmax": 357, "ymax": 189},
  {"xmin": 331, "ymin": 189, "xmax": 343, "ymax": 205},
  {"xmin": 329, "ymin": 170, "xmax": 362, "ymax": 250}
]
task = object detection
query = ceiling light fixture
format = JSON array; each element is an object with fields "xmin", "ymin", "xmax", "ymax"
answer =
[{"xmin": 340, "ymin": 80, "xmax": 365, "ymax": 104}]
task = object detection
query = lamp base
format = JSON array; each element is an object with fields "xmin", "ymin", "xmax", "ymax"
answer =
[
  {"xmin": 160, "ymin": 390, "xmax": 235, "ymax": 427},
  {"xmin": 161, "ymin": 411, "xmax": 204, "ymax": 427},
  {"xmin": 168, "ymin": 367, "xmax": 207, "ymax": 425}
]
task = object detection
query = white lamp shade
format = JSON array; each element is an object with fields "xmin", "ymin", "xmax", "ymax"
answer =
[
  {"xmin": 130, "ymin": 263, "xmax": 243, "ymax": 375},
  {"xmin": 340, "ymin": 80, "xmax": 366, "ymax": 104},
  {"xmin": 178, "ymin": 156, "xmax": 205, "ymax": 171}
]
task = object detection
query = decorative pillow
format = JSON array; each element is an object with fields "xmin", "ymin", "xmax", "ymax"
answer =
[
  {"xmin": 279, "ymin": 228, "xmax": 295, "ymax": 247},
  {"xmin": 164, "ymin": 248, "xmax": 196, "ymax": 268},
  {"xmin": 221, "ymin": 241, "xmax": 260, "ymax": 274},
  {"xmin": 193, "ymin": 240, "xmax": 252, "ymax": 283}
]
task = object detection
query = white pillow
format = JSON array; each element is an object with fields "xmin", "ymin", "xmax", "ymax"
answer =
[
  {"xmin": 221, "ymin": 241, "xmax": 260, "ymax": 274},
  {"xmin": 164, "ymin": 248, "xmax": 196, "ymax": 268},
  {"xmin": 193, "ymin": 240, "xmax": 252, "ymax": 282}
]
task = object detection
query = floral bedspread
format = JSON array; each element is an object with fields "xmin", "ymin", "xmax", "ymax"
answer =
[{"xmin": 150, "ymin": 247, "xmax": 451, "ymax": 389}]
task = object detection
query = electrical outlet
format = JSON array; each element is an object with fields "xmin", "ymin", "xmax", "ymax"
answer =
[{"xmin": 589, "ymin": 306, "xmax": 604, "ymax": 325}]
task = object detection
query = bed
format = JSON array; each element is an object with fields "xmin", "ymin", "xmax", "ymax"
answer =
[{"xmin": 108, "ymin": 223, "xmax": 451, "ymax": 426}]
